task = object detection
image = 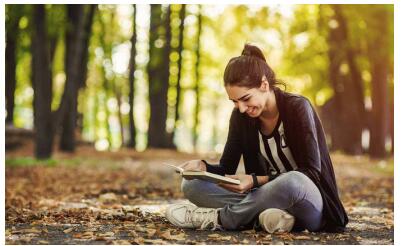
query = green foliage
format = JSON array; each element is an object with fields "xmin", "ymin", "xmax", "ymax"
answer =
[
  {"xmin": 6, "ymin": 157, "xmax": 57, "ymax": 167},
  {"xmin": 7, "ymin": 4, "xmax": 394, "ymax": 153}
]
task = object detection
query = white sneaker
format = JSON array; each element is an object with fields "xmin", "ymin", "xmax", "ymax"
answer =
[
  {"xmin": 259, "ymin": 208, "xmax": 295, "ymax": 233},
  {"xmin": 165, "ymin": 203, "xmax": 219, "ymax": 230}
]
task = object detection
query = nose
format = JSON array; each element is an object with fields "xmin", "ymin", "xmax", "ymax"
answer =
[{"xmin": 238, "ymin": 102, "xmax": 248, "ymax": 113}]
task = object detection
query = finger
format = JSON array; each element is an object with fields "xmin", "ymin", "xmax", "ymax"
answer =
[
  {"xmin": 178, "ymin": 162, "xmax": 189, "ymax": 168},
  {"xmin": 219, "ymin": 184, "xmax": 237, "ymax": 193},
  {"xmin": 220, "ymin": 183, "xmax": 240, "ymax": 192},
  {"xmin": 218, "ymin": 183, "xmax": 232, "ymax": 190},
  {"xmin": 225, "ymin": 175, "xmax": 238, "ymax": 179}
]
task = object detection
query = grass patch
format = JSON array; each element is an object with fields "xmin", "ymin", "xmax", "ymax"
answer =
[
  {"xmin": 5, "ymin": 156, "xmax": 122, "ymax": 168},
  {"xmin": 6, "ymin": 157, "xmax": 57, "ymax": 167},
  {"xmin": 369, "ymin": 158, "xmax": 394, "ymax": 176}
]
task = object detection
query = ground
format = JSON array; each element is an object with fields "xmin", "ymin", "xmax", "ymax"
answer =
[{"xmin": 5, "ymin": 144, "xmax": 394, "ymax": 245}]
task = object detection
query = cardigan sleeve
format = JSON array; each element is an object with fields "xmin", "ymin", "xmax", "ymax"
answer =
[
  {"xmin": 293, "ymin": 98, "xmax": 321, "ymax": 182},
  {"xmin": 205, "ymin": 109, "xmax": 243, "ymax": 175}
]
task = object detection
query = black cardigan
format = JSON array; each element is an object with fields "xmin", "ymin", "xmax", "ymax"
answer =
[{"xmin": 205, "ymin": 87, "xmax": 348, "ymax": 232}]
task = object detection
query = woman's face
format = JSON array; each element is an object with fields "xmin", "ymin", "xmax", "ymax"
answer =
[{"xmin": 225, "ymin": 80, "xmax": 269, "ymax": 118}]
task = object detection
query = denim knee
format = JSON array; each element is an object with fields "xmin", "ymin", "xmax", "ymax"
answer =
[
  {"xmin": 280, "ymin": 171, "xmax": 307, "ymax": 192},
  {"xmin": 258, "ymin": 171, "xmax": 309, "ymax": 205},
  {"xmin": 181, "ymin": 178, "xmax": 202, "ymax": 201}
]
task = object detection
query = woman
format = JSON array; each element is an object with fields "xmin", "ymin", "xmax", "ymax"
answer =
[{"xmin": 165, "ymin": 44, "xmax": 348, "ymax": 233}]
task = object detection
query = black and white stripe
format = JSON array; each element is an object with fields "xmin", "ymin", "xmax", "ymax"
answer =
[{"xmin": 259, "ymin": 121, "xmax": 297, "ymax": 175}]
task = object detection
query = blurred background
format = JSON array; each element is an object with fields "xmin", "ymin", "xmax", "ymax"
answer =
[
  {"xmin": 5, "ymin": 4, "xmax": 394, "ymax": 159},
  {"xmin": 4, "ymin": 5, "xmax": 395, "ymax": 244}
]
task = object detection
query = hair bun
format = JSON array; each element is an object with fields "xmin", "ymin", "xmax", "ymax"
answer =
[{"xmin": 241, "ymin": 43, "xmax": 267, "ymax": 62}]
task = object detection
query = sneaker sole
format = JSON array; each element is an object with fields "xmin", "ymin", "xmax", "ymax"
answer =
[{"xmin": 259, "ymin": 208, "xmax": 295, "ymax": 233}]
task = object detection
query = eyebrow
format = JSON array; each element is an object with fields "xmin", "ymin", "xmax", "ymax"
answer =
[{"xmin": 230, "ymin": 93, "xmax": 250, "ymax": 102}]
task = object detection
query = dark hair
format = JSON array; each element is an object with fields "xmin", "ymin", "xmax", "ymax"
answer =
[{"xmin": 223, "ymin": 44, "xmax": 284, "ymax": 89}]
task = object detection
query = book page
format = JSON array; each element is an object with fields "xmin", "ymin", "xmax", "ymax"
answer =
[{"xmin": 163, "ymin": 163, "xmax": 184, "ymax": 174}]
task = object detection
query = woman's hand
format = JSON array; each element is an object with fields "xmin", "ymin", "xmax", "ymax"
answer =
[
  {"xmin": 218, "ymin": 174, "xmax": 254, "ymax": 193},
  {"xmin": 178, "ymin": 160, "xmax": 207, "ymax": 172}
]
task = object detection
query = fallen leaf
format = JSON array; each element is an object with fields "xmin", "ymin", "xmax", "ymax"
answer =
[
  {"xmin": 293, "ymin": 235, "xmax": 311, "ymax": 240},
  {"xmin": 242, "ymin": 239, "xmax": 249, "ymax": 244},
  {"xmin": 97, "ymin": 231, "xmax": 115, "ymax": 237},
  {"xmin": 63, "ymin": 227, "xmax": 74, "ymax": 233},
  {"xmin": 99, "ymin": 193, "xmax": 118, "ymax": 203},
  {"xmin": 160, "ymin": 230, "xmax": 186, "ymax": 241},
  {"xmin": 264, "ymin": 234, "xmax": 272, "ymax": 240},
  {"xmin": 170, "ymin": 232, "xmax": 186, "ymax": 241},
  {"xmin": 220, "ymin": 236, "xmax": 232, "ymax": 241},
  {"xmin": 134, "ymin": 226, "xmax": 147, "ymax": 232},
  {"xmin": 276, "ymin": 232, "xmax": 293, "ymax": 241},
  {"xmin": 82, "ymin": 231, "xmax": 94, "ymax": 239},
  {"xmin": 22, "ymin": 228, "xmax": 41, "ymax": 234},
  {"xmin": 20, "ymin": 236, "xmax": 33, "ymax": 243},
  {"xmin": 112, "ymin": 240, "xmax": 131, "ymax": 245},
  {"xmin": 160, "ymin": 231, "xmax": 172, "ymax": 240},
  {"xmin": 147, "ymin": 228, "xmax": 157, "ymax": 237},
  {"xmin": 74, "ymin": 231, "xmax": 94, "ymax": 239},
  {"xmin": 133, "ymin": 237, "xmax": 145, "ymax": 244},
  {"xmin": 38, "ymin": 240, "xmax": 49, "ymax": 244},
  {"xmin": 143, "ymin": 239, "xmax": 167, "ymax": 244},
  {"xmin": 208, "ymin": 233, "xmax": 221, "ymax": 238}
]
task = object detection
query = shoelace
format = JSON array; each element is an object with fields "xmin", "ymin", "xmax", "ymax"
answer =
[{"xmin": 184, "ymin": 208, "xmax": 216, "ymax": 229}]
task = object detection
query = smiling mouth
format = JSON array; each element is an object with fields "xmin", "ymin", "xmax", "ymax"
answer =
[{"xmin": 247, "ymin": 107, "xmax": 256, "ymax": 115}]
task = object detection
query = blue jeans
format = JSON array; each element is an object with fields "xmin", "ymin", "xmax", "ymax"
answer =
[{"xmin": 181, "ymin": 170, "xmax": 323, "ymax": 231}]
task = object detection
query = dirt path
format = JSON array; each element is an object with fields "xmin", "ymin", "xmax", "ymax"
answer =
[{"xmin": 5, "ymin": 148, "xmax": 393, "ymax": 244}]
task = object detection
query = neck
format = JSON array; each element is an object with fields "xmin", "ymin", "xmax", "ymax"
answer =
[{"xmin": 259, "ymin": 90, "xmax": 279, "ymax": 120}]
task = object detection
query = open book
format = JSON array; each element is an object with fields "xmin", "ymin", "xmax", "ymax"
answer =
[{"xmin": 164, "ymin": 163, "xmax": 240, "ymax": 185}]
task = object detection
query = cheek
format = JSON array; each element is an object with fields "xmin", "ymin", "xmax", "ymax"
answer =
[{"xmin": 249, "ymin": 97, "xmax": 263, "ymax": 108}]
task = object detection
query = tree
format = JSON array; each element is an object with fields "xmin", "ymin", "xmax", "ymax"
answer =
[
  {"xmin": 55, "ymin": 4, "xmax": 96, "ymax": 152},
  {"xmin": 5, "ymin": 5, "xmax": 23, "ymax": 125},
  {"xmin": 171, "ymin": 4, "xmax": 186, "ymax": 145},
  {"xmin": 324, "ymin": 5, "xmax": 365, "ymax": 154},
  {"xmin": 31, "ymin": 5, "xmax": 53, "ymax": 158},
  {"xmin": 97, "ymin": 7, "xmax": 116, "ymax": 149},
  {"xmin": 193, "ymin": 5, "xmax": 203, "ymax": 149},
  {"xmin": 147, "ymin": 4, "xmax": 173, "ymax": 148},
  {"xmin": 367, "ymin": 6, "xmax": 392, "ymax": 158},
  {"xmin": 128, "ymin": 4, "xmax": 137, "ymax": 148}
]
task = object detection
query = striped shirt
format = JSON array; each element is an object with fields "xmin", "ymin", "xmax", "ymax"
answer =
[{"xmin": 258, "ymin": 118, "xmax": 297, "ymax": 176}]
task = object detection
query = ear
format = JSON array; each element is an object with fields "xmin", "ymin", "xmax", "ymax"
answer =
[{"xmin": 260, "ymin": 75, "xmax": 270, "ymax": 91}]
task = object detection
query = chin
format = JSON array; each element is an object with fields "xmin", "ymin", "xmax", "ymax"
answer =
[{"xmin": 247, "ymin": 108, "xmax": 261, "ymax": 118}]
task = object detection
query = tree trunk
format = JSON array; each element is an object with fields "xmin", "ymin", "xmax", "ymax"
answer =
[
  {"xmin": 128, "ymin": 4, "xmax": 137, "ymax": 148},
  {"xmin": 171, "ymin": 4, "xmax": 186, "ymax": 144},
  {"xmin": 390, "ymin": 96, "xmax": 393, "ymax": 154},
  {"xmin": 57, "ymin": 5, "xmax": 96, "ymax": 152},
  {"xmin": 5, "ymin": 6, "xmax": 22, "ymax": 125},
  {"xmin": 112, "ymin": 79, "xmax": 125, "ymax": 146},
  {"xmin": 193, "ymin": 5, "xmax": 202, "ymax": 149},
  {"xmin": 5, "ymin": 37, "xmax": 17, "ymax": 125},
  {"xmin": 31, "ymin": 5, "xmax": 53, "ymax": 159},
  {"xmin": 98, "ymin": 9, "xmax": 115, "ymax": 149},
  {"xmin": 368, "ymin": 6, "xmax": 389, "ymax": 158},
  {"xmin": 5, "ymin": 17, "xmax": 20, "ymax": 124},
  {"xmin": 326, "ymin": 5, "xmax": 365, "ymax": 155},
  {"xmin": 147, "ymin": 5, "xmax": 173, "ymax": 148}
]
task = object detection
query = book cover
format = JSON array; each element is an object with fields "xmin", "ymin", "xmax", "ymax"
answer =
[{"xmin": 164, "ymin": 163, "xmax": 240, "ymax": 185}]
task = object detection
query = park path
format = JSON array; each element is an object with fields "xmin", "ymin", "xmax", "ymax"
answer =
[{"xmin": 5, "ymin": 147, "xmax": 393, "ymax": 244}]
